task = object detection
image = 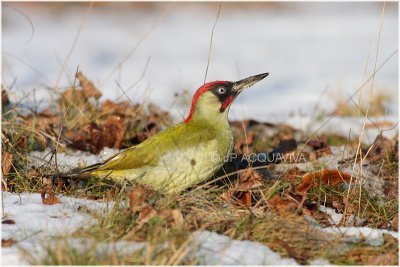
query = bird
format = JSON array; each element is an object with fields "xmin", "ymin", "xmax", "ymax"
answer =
[{"xmin": 57, "ymin": 72, "xmax": 269, "ymax": 194}]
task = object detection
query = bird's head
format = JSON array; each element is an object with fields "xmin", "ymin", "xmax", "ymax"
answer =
[{"xmin": 185, "ymin": 72, "xmax": 269, "ymax": 124}]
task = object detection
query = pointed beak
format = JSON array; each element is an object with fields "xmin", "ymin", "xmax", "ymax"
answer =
[{"xmin": 232, "ymin": 72, "xmax": 269, "ymax": 94}]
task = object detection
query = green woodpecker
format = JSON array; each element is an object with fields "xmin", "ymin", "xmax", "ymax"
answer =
[{"xmin": 59, "ymin": 73, "xmax": 269, "ymax": 193}]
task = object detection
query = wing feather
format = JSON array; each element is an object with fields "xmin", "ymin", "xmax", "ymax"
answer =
[{"xmin": 91, "ymin": 123, "xmax": 218, "ymax": 172}]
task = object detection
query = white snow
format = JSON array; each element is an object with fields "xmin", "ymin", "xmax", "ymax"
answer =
[
  {"xmin": 2, "ymin": 3, "xmax": 398, "ymax": 122},
  {"xmin": 320, "ymin": 226, "xmax": 399, "ymax": 247},
  {"xmin": 1, "ymin": 191, "xmax": 111, "ymax": 265},
  {"xmin": 1, "ymin": 192, "xmax": 103, "ymax": 241},
  {"xmin": 319, "ymin": 206, "xmax": 344, "ymax": 225},
  {"xmin": 2, "ymin": 191, "xmax": 399, "ymax": 265},
  {"xmin": 191, "ymin": 230, "xmax": 298, "ymax": 265},
  {"xmin": 285, "ymin": 115, "xmax": 398, "ymax": 144},
  {"xmin": 2, "ymin": 191, "xmax": 300, "ymax": 265},
  {"xmin": 318, "ymin": 205, "xmax": 366, "ymax": 226},
  {"xmin": 28, "ymin": 147, "xmax": 120, "ymax": 172},
  {"xmin": 309, "ymin": 258, "xmax": 331, "ymax": 265}
]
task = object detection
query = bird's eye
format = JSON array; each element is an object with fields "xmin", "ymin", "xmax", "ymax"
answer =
[{"xmin": 217, "ymin": 87, "xmax": 226, "ymax": 94}]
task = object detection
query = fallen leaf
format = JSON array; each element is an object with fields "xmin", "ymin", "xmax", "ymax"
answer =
[
  {"xmin": 279, "ymin": 240, "xmax": 311, "ymax": 262},
  {"xmin": 284, "ymin": 167, "xmax": 306, "ymax": 183},
  {"xmin": 137, "ymin": 205, "xmax": 158, "ymax": 227},
  {"xmin": 58, "ymin": 88, "xmax": 94, "ymax": 129},
  {"xmin": 129, "ymin": 185, "xmax": 150, "ymax": 212},
  {"xmin": 2, "ymin": 89, "xmax": 10, "ymax": 107},
  {"xmin": 2, "ymin": 151, "xmax": 13, "ymax": 177},
  {"xmin": 158, "ymin": 209, "xmax": 184, "ymax": 226},
  {"xmin": 391, "ymin": 214, "xmax": 398, "ymax": 231},
  {"xmin": 296, "ymin": 169, "xmax": 352, "ymax": 194},
  {"xmin": 220, "ymin": 168, "xmax": 263, "ymax": 207},
  {"xmin": 237, "ymin": 168, "xmax": 263, "ymax": 191},
  {"xmin": 101, "ymin": 116, "xmax": 125, "ymax": 149},
  {"xmin": 65, "ymin": 117, "xmax": 125, "ymax": 153},
  {"xmin": 234, "ymin": 132, "xmax": 255, "ymax": 154},
  {"xmin": 365, "ymin": 135, "xmax": 395, "ymax": 162},
  {"xmin": 267, "ymin": 195, "xmax": 298, "ymax": 216},
  {"xmin": 307, "ymin": 138, "xmax": 332, "ymax": 159},
  {"xmin": 2, "ymin": 238, "xmax": 16, "ymax": 247},
  {"xmin": 41, "ymin": 188, "xmax": 61, "ymax": 205},
  {"xmin": 101, "ymin": 100, "xmax": 140, "ymax": 119},
  {"xmin": 367, "ymin": 252, "xmax": 397, "ymax": 265},
  {"xmin": 77, "ymin": 71, "xmax": 102, "ymax": 99},
  {"xmin": 238, "ymin": 191, "xmax": 252, "ymax": 207},
  {"xmin": 332, "ymin": 199, "xmax": 345, "ymax": 212},
  {"xmin": 365, "ymin": 120, "xmax": 394, "ymax": 129},
  {"xmin": 2, "ymin": 219, "xmax": 15, "ymax": 224}
]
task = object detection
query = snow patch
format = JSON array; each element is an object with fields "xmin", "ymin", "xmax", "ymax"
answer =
[
  {"xmin": 320, "ymin": 227, "xmax": 399, "ymax": 247},
  {"xmin": 1, "ymin": 192, "xmax": 112, "ymax": 265},
  {"xmin": 191, "ymin": 230, "xmax": 298, "ymax": 265},
  {"xmin": 28, "ymin": 147, "xmax": 120, "ymax": 172}
]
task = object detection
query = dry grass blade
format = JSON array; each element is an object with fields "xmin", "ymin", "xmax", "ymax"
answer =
[
  {"xmin": 203, "ymin": 5, "xmax": 222, "ymax": 84},
  {"xmin": 54, "ymin": 2, "xmax": 94, "ymax": 90},
  {"xmin": 3, "ymin": 4, "xmax": 35, "ymax": 45},
  {"xmin": 100, "ymin": 3, "xmax": 174, "ymax": 86},
  {"xmin": 303, "ymin": 48, "xmax": 398, "ymax": 145}
]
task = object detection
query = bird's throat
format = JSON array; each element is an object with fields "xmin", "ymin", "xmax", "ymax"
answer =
[{"xmin": 220, "ymin": 94, "xmax": 235, "ymax": 112}]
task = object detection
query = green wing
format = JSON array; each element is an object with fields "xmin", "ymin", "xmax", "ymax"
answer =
[{"xmin": 92, "ymin": 122, "xmax": 218, "ymax": 172}]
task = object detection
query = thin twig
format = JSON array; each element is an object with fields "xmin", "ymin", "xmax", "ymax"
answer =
[
  {"xmin": 54, "ymin": 2, "xmax": 94, "ymax": 91},
  {"xmin": 114, "ymin": 80, "xmax": 136, "ymax": 107},
  {"xmin": 53, "ymin": 67, "xmax": 79, "ymax": 177},
  {"xmin": 343, "ymin": 1, "xmax": 386, "ymax": 225},
  {"xmin": 114, "ymin": 57, "xmax": 152, "ymax": 102},
  {"xmin": 304, "ymin": 48, "xmax": 398, "ymax": 145},
  {"xmin": 3, "ymin": 4, "xmax": 35, "ymax": 45},
  {"xmin": 203, "ymin": 5, "xmax": 222, "ymax": 84},
  {"xmin": 100, "ymin": 3, "xmax": 174, "ymax": 87},
  {"xmin": 3, "ymin": 52, "xmax": 52, "ymax": 85}
]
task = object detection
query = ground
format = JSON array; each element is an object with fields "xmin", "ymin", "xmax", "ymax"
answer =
[{"xmin": 1, "ymin": 78, "xmax": 398, "ymax": 265}]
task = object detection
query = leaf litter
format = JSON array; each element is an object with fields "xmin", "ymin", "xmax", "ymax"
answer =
[{"xmin": 1, "ymin": 72, "xmax": 398, "ymax": 265}]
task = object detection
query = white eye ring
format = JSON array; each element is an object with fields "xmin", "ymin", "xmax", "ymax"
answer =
[{"xmin": 218, "ymin": 87, "xmax": 226, "ymax": 94}]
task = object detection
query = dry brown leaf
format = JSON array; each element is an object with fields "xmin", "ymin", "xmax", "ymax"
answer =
[
  {"xmin": 2, "ymin": 89, "xmax": 10, "ymax": 107},
  {"xmin": 2, "ymin": 152, "xmax": 13, "ymax": 177},
  {"xmin": 129, "ymin": 185, "xmax": 149, "ymax": 212},
  {"xmin": 234, "ymin": 132, "xmax": 255, "ymax": 154},
  {"xmin": 137, "ymin": 205, "xmax": 158, "ymax": 227},
  {"xmin": 65, "ymin": 117, "xmax": 125, "ymax": 153},
  {"xmin": 25, "ymin": 110, "xmax": 60, "ymax": 134},
  {"xmin": 57, "ymin": 87, "xmax": 95, "ymax": 129},
  {"xmin": 365, "ymin": 120, "xmax": 394, "ymax": 129},
  {"xmin": 220, "ymin": 168, "xmax": 263, "ymax": 207},
  {"xmin": 2, "ymin": 238, "xmax": 16, "ymax": 247},
  {"xmin": 296, "ymin": 169, "xmax": 352, "ymax": 194},
  {"xmin": 279, "ymin": 240, "xmax": 311, "ymax": 262},
  {"xmin": 332, "ymin": 199, "xmax": 345, "ymax": 212},
  {"xmin": 284, "ymin": 167, "xmax": 306, "ymax": 183},
  {"xmin": 365, "ymin": 135, "xmax": 395, "ymax": 162},
  {"xmin": 238, "ymin": 192, "xmax": 252, "ymax": 207},
  {"xmin": 101, "ymin": 116, "xmax": 125, "ymax": 149},
  {"xmin": 101, "ymin": 100, "xmax": 140, "ymax": 119},
  {"xmin": 41, "ymin": 188, "xmax": 61, "ymax": 205},
  {"xmin": 267, "ymin": 195, "xmax": 298, "ymax": 216},
  {"xmin": 237, "ymin": 168, "xmax": 263, "ymax": 191},
  {"xmin": 2, "ymin": 219, "xmax": 15, "ymax": 224},
  {"xmin": 77, "ymin": 71, "xmax": 102, "ymax": 99},
  {"xmin": 391, "ymin": 214, "xmax": 398, "ymax": 231},
  {"xmin": 158, "ymin": 209, "xmax": 184, "ymax": 226},
  {"xmin": 367, "ymin": 252, "xmax": 398, "ymax": 265},
  {"xmin": 307, "ymin": 138, "xmax": 332, "ymax": 159}
]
